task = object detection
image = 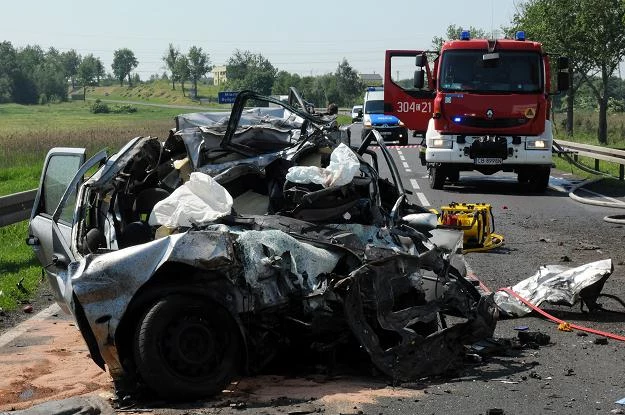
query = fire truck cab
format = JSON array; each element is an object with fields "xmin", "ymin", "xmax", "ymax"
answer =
[{"xmin": 384, "ymin": 30, "xmax": 569, "ymax": 191}]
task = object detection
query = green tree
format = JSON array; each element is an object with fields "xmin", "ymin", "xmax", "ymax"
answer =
[
  {"xmin": 95, "ymin": 58, "xmax": 105, "ymax": 83},
  {"xmin": 111, "ymin": 48, "xmax": 138, "ymax": 86},
  {"xmin": 187, "ymin": 46, "xmax": 211, "ymax": 98},
  {"xmin": 163, "ymin": 43, "xmax": 179, "ymax": 90},
  {"xmin": 577, "ymin": 0, "xmax": 625, "ymax": 144},
  {"xmin": 272, "ymin": 71, "xmax": 301, "ymax": 95},
  {"xmin": 14, "ymin": 45, "xmax": 45, "ymax": 104},
  {"xmin": 430, "ymin": 25, "xmax": 488, "ymax": 51},
  {"xmin": 174, "ymin": 55, "xmax": 190, "ymax": 96},
  {"xmin": 511, "ymin": 0, "xmax": 589, "ymax": 137},
  {"xmin": 78, "ymin": 54, "xmax": 100, "ymax": 100},
  {"xmin": 61, "ymin": 49, "xmax": 81, "ymax": 89},
  {"xmin": 226, "ymin": 50, "xmax": 277, "ymax": 96},
  {"xmin": 335, "ymin": 59, "xmax": 364, "ymax": 106},
  {"xmin": 513, "ymin": 0, "xmax": 625, "ymax": 144},
  {"xmin": 0, "ymin": 41, "xmax": 17, "ymax": 103}
]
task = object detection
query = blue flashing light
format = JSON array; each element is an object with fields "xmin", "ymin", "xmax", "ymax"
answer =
[
  {"xmin": 453, "ymin": 116, "xmax": 462, "ymax": 123},
  {"xmin": 515, "ymin": 31, "xmax": 526, "ymax": 41},
  {"xmin": 460, "ymin": 30, "xmax": 470, "ymax": 41}
]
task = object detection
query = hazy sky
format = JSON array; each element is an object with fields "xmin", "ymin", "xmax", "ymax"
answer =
[{"xmin": 1, "ymin": 0, "xmax": 524, "ymax": 79}]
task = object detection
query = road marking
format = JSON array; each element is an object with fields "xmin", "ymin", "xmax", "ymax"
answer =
[
  {"xmin": 406, "ymin": 169, "xmax": 412, "ymax": 173},
  {"xmin": 402, "ymin": 162, "xmax": 410, "ymax": 169},
  {"xmin": 397, "ymin": 149, "xmax": 403, "ymax": 155},
  {"xmin": 416, "ymin": 192, "xmax": 430, "ymax": 206},
  {"xmin": 410, "ymin": 179, "xmax": 420, "ymax": 190},
  {"xmin": 0, "ymin": 304, "xmax": 61, "ymax": 348},
  {"xmin": 399, "ymin": 155, "xmax": 406, "ymax": 161}
]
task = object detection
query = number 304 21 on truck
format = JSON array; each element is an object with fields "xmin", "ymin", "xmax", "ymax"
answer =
[{"xmin": 384, "ymin": 30, "xmax": 570, "ymax": 191}]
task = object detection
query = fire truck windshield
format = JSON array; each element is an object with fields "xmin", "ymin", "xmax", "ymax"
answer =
[{"xmin": 439, "ymin": 50, "xmax": 543, "ymax": 94}]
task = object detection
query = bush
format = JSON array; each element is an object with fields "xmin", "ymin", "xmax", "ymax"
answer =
[
  {"xmin": 111, "ymin": 104, "xmax": 137, "ymax": 114},
  {"xmin": 90, "ymin": 101, "xmax": 110, "ymax": 114}
]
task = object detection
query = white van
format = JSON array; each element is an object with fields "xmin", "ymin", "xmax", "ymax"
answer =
[{"xmin": 361, "ymin": 87, "xmax": 408, "ymax": 145}]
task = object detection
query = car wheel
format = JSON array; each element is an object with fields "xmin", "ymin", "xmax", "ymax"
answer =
[
  {"xmin": 529, "ymin": 167, "xmax": 550, "ymax": 192},
  {"xmin": 133, "ymin": 295, "xmax": 241, "ymax": 400},
  {"xmin": 429, "ymin": 166, "xmax": 445, "ymax": 189}
]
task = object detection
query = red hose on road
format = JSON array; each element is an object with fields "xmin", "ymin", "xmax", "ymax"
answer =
[{"xmin": 499, "ymin": 287, "xmax": 625, "ymax": 342}]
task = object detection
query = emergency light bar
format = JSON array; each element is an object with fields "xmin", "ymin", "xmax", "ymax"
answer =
[
  {"xmin": 515, "ymin": 31, "xmax": 526, "ymax": 41},
  {"xmin": 460, "ymin": 30, "xmax": 470, "ymax": 40}
]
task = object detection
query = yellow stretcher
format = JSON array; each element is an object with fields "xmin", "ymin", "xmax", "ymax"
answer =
[{"xmin": 436, "ymin": 202, "xmax": 504, "ymax": 253}]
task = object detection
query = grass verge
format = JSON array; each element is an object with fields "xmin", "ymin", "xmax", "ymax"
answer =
[{"xmin": 0, "ymin": 222, "xmax": 41, "ymax": 312}]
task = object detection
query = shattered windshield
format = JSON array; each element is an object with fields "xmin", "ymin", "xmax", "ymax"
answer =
[{"xmin": 440, "ymin": 50, "xmax": 543, "ymax": 93}]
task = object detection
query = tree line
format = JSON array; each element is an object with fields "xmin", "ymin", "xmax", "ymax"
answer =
[{"xmin": 0, "ymin": 40, "xmax": 366, "ymax": 108}]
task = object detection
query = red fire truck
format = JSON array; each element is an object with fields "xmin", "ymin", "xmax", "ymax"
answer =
[{"xmin": 383, "ymin": 30, "xmax": 569, "ymax": 191}]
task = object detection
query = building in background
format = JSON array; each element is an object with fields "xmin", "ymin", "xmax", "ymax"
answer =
[
  {"xmin": 212, "ymin": 65, "xmax": 227, "ymax": 86},
  {"xmin": 358, "ymin": 73, "xmax": 383, "ymax": 87}
]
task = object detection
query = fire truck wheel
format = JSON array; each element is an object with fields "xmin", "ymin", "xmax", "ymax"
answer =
[
  {"xmin": 529, "ymin": 167, "xmax": 550, "ymax": 192},
  {"xmin": 447, "ymin": 169, "xmax": 460, "ymax": 183},
  {"xmin": 517, "ymin": 169, "xmax": 530, "ymax": 184},
  {"xmin": 429, "ymin": 166, "xmax": 445, "ymax": 189}
]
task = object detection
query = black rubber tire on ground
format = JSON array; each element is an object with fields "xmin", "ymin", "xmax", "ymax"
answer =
[
  {"xmin": 529, "ymin": 167, "xmax": 550, "ymax": 192},
  {"xmin": 133, "ymin": 295, "xmax": 241, "ymax": 400},
  {"xmin": 429, "ymin": 166, "xmax": 445, "ymax": 189},
  {"xmin": 517, "ymin": 168, "xmax": 530, "ymax": 184}
]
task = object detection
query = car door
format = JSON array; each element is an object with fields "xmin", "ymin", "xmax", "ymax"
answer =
[{"xmin": 27, "ymin": 148, "xmax": 105, "ymax": 311}]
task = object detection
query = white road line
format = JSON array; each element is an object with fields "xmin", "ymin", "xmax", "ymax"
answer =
[
  {"xmin": 410, "ymin": 179, "xmax": 420, "ymax": 190},
  {"xmin": 0, "ymin": 303, "xmax": 61, "ymax": 348},
  {"xmin": 397, "ymin": 149, "xmax": 403, "ymax": 155},
  {"xmin": 399, "ymin": 155, "xmax": 406, "ymax": 161},
  {"xmin": 402, "ymin": 162, "xmax": 410, "ymax": 169},
  {"xmin": 416, "ymin": 192, "xmax": 430, "ymax": 206},
  {"xmin": 406, "ymin": 169, "xmax": 412, "ymax": 173}
]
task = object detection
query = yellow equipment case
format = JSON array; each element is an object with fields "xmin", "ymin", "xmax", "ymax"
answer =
[{"xmin": 437, "ymin": 202, "xmax": 503, "ymax": 253}]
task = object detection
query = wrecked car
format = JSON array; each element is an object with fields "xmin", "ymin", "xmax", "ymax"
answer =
[{"xmin": 27, "ymin": 88, "xmax": 498, "ymax": 400}]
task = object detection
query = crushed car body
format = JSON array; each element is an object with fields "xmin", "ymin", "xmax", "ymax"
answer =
[{"xmin": 27, "ymin": 88, "xmax": 498, "ymax": 400}]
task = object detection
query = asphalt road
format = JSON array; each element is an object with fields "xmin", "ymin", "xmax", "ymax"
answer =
[{"xmin": 2, "ymin": 124, "xmax": 625, "ymax": 415}]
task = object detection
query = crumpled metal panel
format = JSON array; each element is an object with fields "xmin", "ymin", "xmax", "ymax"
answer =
[
  {"xmin": 344, "ymin": 256, "xmax": 498, "ymax": 381},
  {"xmin": 236, "ymin": 229, "xmax": 341, "ymax": 307},
  {"xmin": 68, "ymin": 231, "xmax": 236, "ymax": 371}
]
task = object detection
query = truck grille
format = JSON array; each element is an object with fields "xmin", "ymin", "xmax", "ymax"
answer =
[{"xmin": 458, "ymin": 117, "xmax": 528, "ymax": 129}]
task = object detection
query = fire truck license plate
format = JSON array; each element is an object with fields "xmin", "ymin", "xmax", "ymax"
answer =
[{"xmin": 475, "ymin": 158, "xmax": 502, "ymax": 165}]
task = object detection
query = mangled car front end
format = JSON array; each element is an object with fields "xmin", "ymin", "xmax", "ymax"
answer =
[{"xmin": 28, "ymin": 89, "xmax": 498, "ymax": 400}]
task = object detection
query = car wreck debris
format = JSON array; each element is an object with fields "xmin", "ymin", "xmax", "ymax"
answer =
[
  {"xmin": 28, "ymin": 88, "xmax": 498, "ymax": 400},
  {"xmin": 494, "ymin": 259, "xmax": 614, "ymax": 316}
]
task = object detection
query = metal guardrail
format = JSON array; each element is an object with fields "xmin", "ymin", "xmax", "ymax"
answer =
[
  {"xmin": 555, "ymin": 139, "xmax": 625, "ymax": 180},
  {"xmin": 0, "ymin": 189, "xmax": 37, "ymax": 227}
]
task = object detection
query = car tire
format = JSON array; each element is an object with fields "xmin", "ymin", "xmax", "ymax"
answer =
[
  {"xmin": 133, "ymin": 295, "xmax": 241, "ymax": 400},
  {"xmin": 429, "ymin": 166, "xmax": 445, "ymax": 189}
]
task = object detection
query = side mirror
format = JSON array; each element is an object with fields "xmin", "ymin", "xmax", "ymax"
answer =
[
  {"xmin": 415, "ymin": 54, "xmax": 425, "ymax": 67},
  {"xmin": 414, "ymin": 68, "xmax": 425, "ymax": 89},
  {"xmin": 358, "ymin": 109, "xmax": 363, "ymax": 117}
]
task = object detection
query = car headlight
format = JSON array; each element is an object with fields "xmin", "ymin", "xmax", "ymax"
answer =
[
  {"xmin": 428, "ymin": 138, "xmax": 453, "ymax": 149},
  {"xmin": 526, "ymin": 139, "xmax": 548, "ymax": 149},
  {"xmin": 364, "ymin": 120, "xmax": 372, "ymax": 128}
]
